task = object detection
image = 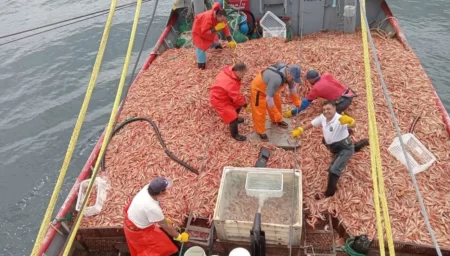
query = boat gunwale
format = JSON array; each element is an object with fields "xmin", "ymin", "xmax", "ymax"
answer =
[{"xmin": 38, "ymin": 2, "xmax": 450, "ymax": 255}]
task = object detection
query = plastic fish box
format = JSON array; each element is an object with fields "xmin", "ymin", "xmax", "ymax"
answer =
[{"xmin": 213, "ymin": 166, "xmax": 303, "ymax": 246}]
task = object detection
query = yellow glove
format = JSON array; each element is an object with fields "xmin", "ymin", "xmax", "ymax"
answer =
[
  {"xmin": 338, "ymin": 114, "xmax": 355, "ymax": 126},
  {"xmin": 165, "ymin": 218, "xmax": 173, "ymax": 225},
  {"xmin": 214, "ymin": 22, "xmax": 226, "ymax": 31},
  {"xmin": 174, "ymin": 232, "xmax": 189, "ymax": 243},
  {"xmin": 283, "ymin": 110, "xmax": 292, "ymax": 118},
  {"xmin": 228, "ymin": 41, "xmax": 237, "ymax": 50},
  {"xmin": 291, "ymin": 127, "xmax": 304, "ymax": 138},
  {"xmin": 245, "ymin": 104, "xmax": 251, "ymax": 113}
]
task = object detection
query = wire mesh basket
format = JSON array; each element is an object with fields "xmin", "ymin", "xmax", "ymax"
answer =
[
  {"xmin": 259, "ymin": 11, "xmax": 286, "ymax": 39},
  {"xmin": 245, "ymin": 172, "xmax": 284, "ymax": 198},
  {"xmin": 388, "ymin": 133, "xmax": 436, "ymax": 174}
]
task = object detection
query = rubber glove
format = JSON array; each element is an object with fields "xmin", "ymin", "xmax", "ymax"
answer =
[
  {"xmin": 228, "ymin": 40, "xmax": 237, "ymax": 50},
  {"xmin": 165, "ymin": 217, "xmax": 173, "ymax": 225},
  {"xmin": 291, "ymin": 127, "xmax": 304, "ymax": 138},
  {"xmin": 283, "ymin": 109, "xmax": 293, "ymax": 118},
  {"xmin": 214, "ymin": 22, "xmax": 226, "ymax": 31},
  {"xmin": 339, "ymin": 114, "xmax": 355, "ymax": 126},
  {"xmin": 245, "ymin": 104, "xmax": 251, "ymax": 113},
  {"xmin": 174, "ymin": 232, "xmax": 189, "ymax": 243}
]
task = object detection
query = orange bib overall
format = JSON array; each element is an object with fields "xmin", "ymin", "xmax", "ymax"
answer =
[{"xmin": 250, "ymin": 71, "xmax": 286, "ymax": 134}]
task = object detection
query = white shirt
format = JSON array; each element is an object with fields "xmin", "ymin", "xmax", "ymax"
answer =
[
  {"xmin": 311, "ymin": 113, "xmax": 349, "ymax": 145},
  {"xmin": 127, "ymin": 185, "xmax": 165, "ymax": 229}
]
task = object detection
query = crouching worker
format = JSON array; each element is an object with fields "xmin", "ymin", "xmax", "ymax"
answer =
[
  {"xmin": 192, "ymin": 2, "xmax": 237, "ymax": 69},
  {"xmin": 124, "ymin": 177, "xmax": 189, "ymax": 256},
  {"xmin": 250, "ymin": 62, "xmax": 302, "ymax": 141},
  {"xmin": 291, "ymin": 101, "xmax": 369, "ymax": 200},
  {"xmin": 283, "ymin": 70, "xmax": 357, "ymax": 118},
  {"xmin": 210, "ymin": 63, "xmax": 249, "ymax": 141}
]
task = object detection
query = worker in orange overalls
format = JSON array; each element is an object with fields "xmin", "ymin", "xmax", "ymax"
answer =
[
  {"xmin": 210, "ymin": 63, "xmax": 249, "ymax": 141},
  {"xmin": 123, "ymin": 177, "xmax": 189, "ymax": 256},
  {"xmin": 250, "ymin": 62, "xmax": 302, "ymax": 141},
  {"xmin": 192, "ymin": 2, "xmax": 236, "ymax": 69}
]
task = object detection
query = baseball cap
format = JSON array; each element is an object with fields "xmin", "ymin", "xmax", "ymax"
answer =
[
  {"xmin": 149, "ymin": 177, "xmax": 173, "ymax": 193},
  {"xmin": 306, "ymin": 70, "xmax": 319, "ymax": 80},
  {"xmin": 288, "ymin": 65, "xmax": 301, "ymax": 83}
]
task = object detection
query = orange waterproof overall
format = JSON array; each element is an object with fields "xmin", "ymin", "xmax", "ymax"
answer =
[{"xmin": 250, "ymin": 71, "xmax": 286, "ymax": 134}]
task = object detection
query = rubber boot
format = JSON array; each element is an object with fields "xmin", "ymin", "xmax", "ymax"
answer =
[
  {"xmin": 236, "ymin": 108, "xmax": 244, "ymax": 124},
  {"xmin": 354, "ymin": 139, "xmax": 369, "ymax": 152},
  {"xmin": 276, "ymin": 121, "xmax": 289, "ymax": 129},
  {"xmin": 230, "ymin": 120, "xmax": 246, "ymax": 141},
  {"xmin": 215, "ymin": 44, "xmax": 223, "ymax": 49},
  {"xmin": 259, "ymin": 133, "xmax": 269, "ymax": 142},
  {"xmin": 198, "ymin": 63, "xmax": 206, "ymax": 70}
]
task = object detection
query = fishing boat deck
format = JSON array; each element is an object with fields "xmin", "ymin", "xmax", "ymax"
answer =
[{"xmin": 76, "ymin": 32, "xmax": 450, "ymax": 250}]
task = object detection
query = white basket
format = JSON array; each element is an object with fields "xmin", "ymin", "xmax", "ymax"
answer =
[
  {"xmin": 245, "ymin": 172, "xmax": 283, "ymax": 198},
  {"xmin": 260, "ymin": 11, "xmax": 286, "ymax": 39},
  {"xmin": 76, "ymin": 177, "xmax": 108, "ymax": 217},
  {"xmin": 262, "ymin": 28, "xmax": 287, "ymax": 39},
  {"xmin": 388, "ymin": 133, "xmax": 436, "ymax": 175}
]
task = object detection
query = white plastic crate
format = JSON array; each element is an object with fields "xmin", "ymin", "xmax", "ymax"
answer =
[
  {"xmin": 76, "ymin": 177, "xmax": 108, "ymax": 217},
  {"xmin": 260, "ymin": 11, "xmax": 286, "ymax": 39},
  {"xmin": 262, "ymin": 28, "xmax": 287, "ymax": 39},
  {"xmin": 388, "ymin": 133, "xmax": 436, "ymax": 175}
]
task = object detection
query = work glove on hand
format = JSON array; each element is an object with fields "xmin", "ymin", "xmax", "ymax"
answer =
[
  {"xmin": 291, "ymin": 127, "xmax": 304, "ymax": 138},
  {"xmin": 214, "ymin": 22, "xmax": 226, "ymax": 31},
  {"xmin": 338, "ymin": 113, "xmax": 355, "ymax": 126},
  {"xmin": 245, "ymin": 104, "xmax": 251, "ymax": 113},
  {"xmin": 228, "ymin": 40, "xmax": 237, "ymax": 50},
  {"xmin": 283, "ymin": 109, "xmax": 293, "ymax": 118},
  {"xmin": 174, "ymin": 232, "xmax": 189, "ymax": 243},
  {"xmin": 165, "ymin": 218, "xmax": 173, "ymax": 225}
]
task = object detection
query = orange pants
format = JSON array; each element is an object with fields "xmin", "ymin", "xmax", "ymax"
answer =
[{"xmin": 250, "ymin": 72, "xmax": 284, "ymax": 134}]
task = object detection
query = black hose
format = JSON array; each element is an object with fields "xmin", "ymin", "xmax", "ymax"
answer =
[
  {"xmin": 100, "ymin": 117, "xmax": 199, "ymax": 175},
  {"xmin": 227, "ymin": 9, "xmax": 256, "ymax": 37}
]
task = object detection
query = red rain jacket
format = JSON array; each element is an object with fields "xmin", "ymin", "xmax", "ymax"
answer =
[
  {"xmin": 123, "ymin": 202, "xmax": 178, "ymax": 256},
  {"xmin": 210, "ymin": 65, "xmax": 246, "ymax": 124},
  {"xmin": 306, "ymin": 73, "xmax": 351, "ymax": 101},
  {"xmin": 192, "ymin": 2, "xmax": 231, "ymax": 51}
]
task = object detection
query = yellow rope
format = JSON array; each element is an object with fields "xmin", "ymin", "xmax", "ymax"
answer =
[
  {"xmin": 61, "ymin": 0, "xmax": 143, "ymax": 254},
  {"xmin": 30, "ymin": 1, "xmax": 119, "ymax": 255},
  {"xmin": 359, "ymin": 0, "xmax": 396, "ymax": 255}
]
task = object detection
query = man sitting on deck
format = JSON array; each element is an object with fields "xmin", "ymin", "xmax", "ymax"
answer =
[
  {"xmin": 250, "ymin": 62, "xmax": 302, "ymax": 142},
  {"xmin": 283, "ymin": 70, "xmax": 357, "ymax": 118},
  {"xmin": 123, "ymin": 177, "xmax": 189, "ymax": 256},
  {"xmin": 192, "ymin": 2, "xmax": 237, "ymax": 70},
  {"xmin": 291, "ymin": 101, "xmax": 369, "ymax": 200},
  {"xmin": 210, "ymin": 63, "xmax": 249, "ymax": 141}
]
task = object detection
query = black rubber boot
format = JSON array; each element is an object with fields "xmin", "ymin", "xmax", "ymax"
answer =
[
  {"xmin": 354, "ymin": 139, "xmax": 369, "ymax": 152},
  {"xmin": 214, "ymin": 44, "xmax": 223, "ymax": 49},
  {"xmin": 237, "ymin": 118, "xmax": 245, "ymax": 124},
  {"xmin": 259, "ymin": 133, "xmax": 269, "ymax": 142},
  {"xmin": 197, "ymin": 63, "xmax": 206, "ymax": 70},
  {"xmin": 230, "ymin": 120, "xmax": 246, "ymax": 141},
  {"xmin": 276, "ymin": 121, "xmax": 289, "ymax": 129}
]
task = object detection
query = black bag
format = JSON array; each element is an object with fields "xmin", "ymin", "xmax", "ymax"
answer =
[{"xmin": 351, "ymin": 234, "xmax": 372, "ymax": 254}]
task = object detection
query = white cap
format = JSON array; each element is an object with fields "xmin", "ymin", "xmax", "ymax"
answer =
[{"xmin": 229, "ymin": 247, "xmax": 251, "ymax": 256}]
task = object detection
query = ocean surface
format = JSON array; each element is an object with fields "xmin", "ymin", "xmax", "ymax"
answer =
[{"xmin": 0, "ymin": 0, "xmax": 448, "ymax": 255}]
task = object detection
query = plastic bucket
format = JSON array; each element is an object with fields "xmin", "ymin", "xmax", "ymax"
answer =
[{"xmin": 184, "ymin": 246, "xmax": 206, "ymax": 256}]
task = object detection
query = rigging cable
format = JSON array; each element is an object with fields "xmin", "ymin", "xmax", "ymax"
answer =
[
  {"xmin": 29, "ymin": 0, "xmax": 119, "ymax": 254},
  {"xmin": 359, "ymin": 0, "xmax": 442, "ymax": 255},
  {"xmin": 0, "ymin": 0, "xmax": 151, "ymax": 47},
  {"xmin": 60, "ymin": 0, "xmax": 146, "ymax": 254}
]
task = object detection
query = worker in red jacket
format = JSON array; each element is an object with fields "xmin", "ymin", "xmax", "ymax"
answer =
[
  {"xmin": 210, "ymin": 63, "xmax": 249, "ymax": 141},
  {"xmin": 192, "ymin": 2, "xmax": 236, "ymax": 70},
  {"xmin": 283, "ymin": 70, "xmax": 357, "ymax": 117}
]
